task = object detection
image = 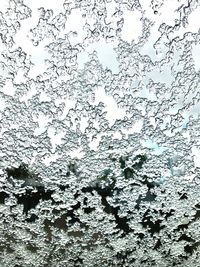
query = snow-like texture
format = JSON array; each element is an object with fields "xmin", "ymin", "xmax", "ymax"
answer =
[{"xmin": 0, "ymin": 0, "xmax": 200, "ymax": 266}]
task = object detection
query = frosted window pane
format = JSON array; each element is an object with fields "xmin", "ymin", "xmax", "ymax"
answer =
[{"xmin": 0, "ymin": 0, "xmax": 200, "ymax": 266}]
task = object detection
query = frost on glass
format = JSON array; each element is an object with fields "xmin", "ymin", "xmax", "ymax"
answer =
[{"xmin": 0, "ymin": 0, "xmax": 200, "ymax": 266}]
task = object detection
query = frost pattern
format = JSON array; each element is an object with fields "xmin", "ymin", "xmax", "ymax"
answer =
[{"xmin": 0, "ymin": 0, "xmax": 200, "ymax": 266}]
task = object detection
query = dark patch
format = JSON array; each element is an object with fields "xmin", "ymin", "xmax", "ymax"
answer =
[
  {"xmin": 132, "ymin": 154, "xmax": 147, "ymax": 170},
  {"xmin": 176, "ymin": 222, "xmax": 189, "ymax": 231},
  {"xmin": 6, "ymin": 163, "xmax": 30, "ymax": 180},
  {"xmin": 0, "ymin": 191, "xmax": 9, "ymax": 204},
  {"xmin": 109, "ymin": 155, "xmax": 117, "ymax": 162},
  {"xmin": 69, "ymin": 257, "xmax": 83, "ymax": 267},
  {"xmin": 119, "ymin": 155, "xmax": 128, "ymax": 169},
  {"xmin": 141, "ymin": 209, "xmax": 164, "ymax": 235},
  {"xmin": 81, "ymin": 186, "xmax": 94, "ymax": 194},
  {"xmin": 59, "ymin": 184, "xmax": 69, "ymax": 191},
  {"xmin": 26, "ymin": 214, "xmax": 39, "ymax": 222},
  {"xmin": 54, "ymin": 214, "xmax": 68, "ymax": 231},
  {"xmin": 26, "ymin": 243, "xmax": 38, "ymax": 253},
  {"xmin": 14, "ymin": 187, "xmax": 54, "ymax": 215},
  {"xmin": 141, "ymin": 175, "xmax": 158, "ymax": 189},
  {"xmin": 154, "ymin": 239, "xmax": 162, "ymax": 250},
  {"xmin": 43, "ymin": 219, "xmax": 53, "ymax": 241},
  {"xmin": 124, "ymin": 167, "xmax": 134, "ymax": 179},
  {"xmin": 141, "ymin": 258, "xmax": 156, "ymax": 265},
  {"xmin": 68, "ymin": 230, "xmax": 84, "ymax": 238},
  {"xmin": 98, "ymin": 169, "xmax": 112, "ymax": 181},
  {"xmin": 135, "ymin": 190, "xmax": 156, "ymax": 209},
  {"xmin": 162, "ymin": 209, "xmax": 176, "ymax": 220},
  {"xmin": 65, "ymin": 171, "xmax": 71, "ymax": 177},
  {"xmin": 119, "ymin": 154, "xmax": 147, "ymax": 171},
  {"xmin": 83, "ymin": 207, "xmax": 95, "ymax": 214},
  {"xmin": 194, "ymin": 209, "xmax": 200, "ymax": 221},
  {"xmin": 184, "ymin": 242, "xmax": 200, "ymax": 254},
  {"xmin": 68, "ymin": 161, "xmax": 79, "ymax": 176},
  {"xmin": 52, "ymin": 208, "xmax": 60, "ymax": 215},
  {"xmin": 115, "ymin": 215, "xmax": 131, "ymax": 236},
  {"xmin": 100, "ymin": 193, "xmax": 130, "ymax": 235},
  {"xmin": 184, "ymin": 245, "xmax": 192, "ymax": 254},
  {"xmin": 83, "ymin": 197, "xmax": 88, "ymax": 205},
  {"xmin": 0, "ymin": 244, "xmax": 14, "ymax": 254},
  {"xmin": 81, "ymin": 183, "xmax": 131, "ymax": 235},
  {"xmin": 135, "ymin": 195, "xmax": 142, "ymax": 210},
  {"xmin": 81, "ymin": 182, "xmax": 115, "ymax": 197},
  {"xmin": 74, "ymin": 191, "xmax": 80, "ymax": 199},
  {"xmin": 116, "ymin": 249, "xmax": 135, "ymax": 265},
  {"xmin": 137, "ymin": 233, "xmax": 145, "ymax": 239},
  {"xmin": 142, "ymin": 190, "xmax": 157, "ymax": 202},
  {"xmin": 67, "ymin": 202, "xmax": 81, "ymax": 225},
  {"xmin": 74, "ymin": 257, "xmax": 83, "ymax": 266},
  {"xmin": 95, "ymin": 184, "xmax": 114, "ymax": 197},
  {"xmin": 140, "ymin": 258, "xmax": 147, "ymax": 264},
  {"xmin": 178, "ymin": 234, "xmax": 194, "ymax": 243},
  {"xmin": 178, "ymin": 192, "xmax": 188, "ymax": 200}
]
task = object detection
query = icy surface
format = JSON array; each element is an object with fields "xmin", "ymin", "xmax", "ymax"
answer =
[{"xmin": 0, "ymin": 0, "xmax": 200, "ymax": 266}]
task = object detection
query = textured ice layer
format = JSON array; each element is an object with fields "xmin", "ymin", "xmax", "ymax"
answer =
[{"xmin": 0, "ymin": 0, "xmax": 200, "ymax": 266}]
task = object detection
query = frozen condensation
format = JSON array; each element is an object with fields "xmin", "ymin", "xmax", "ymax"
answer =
[{"xmin": 0, "ymin": 0, "xmax": 200, "ymax": 266}]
